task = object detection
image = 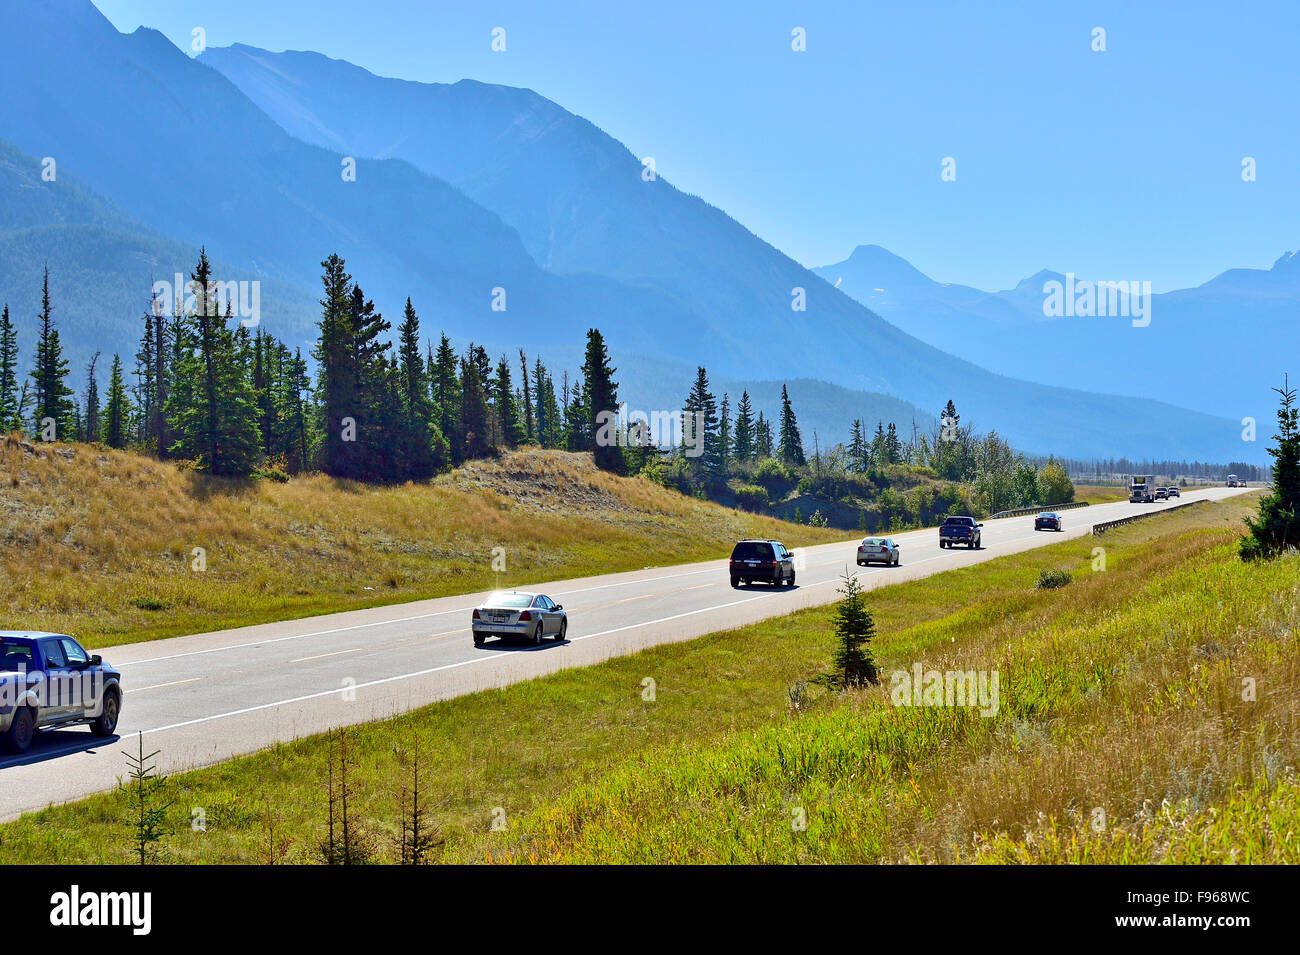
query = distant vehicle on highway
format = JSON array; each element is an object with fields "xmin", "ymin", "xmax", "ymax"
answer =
[
  {"xmin": 1226, "ymin": 473, "xmax": 1241, "ymax": 487},
  {"xmin": 0, "ymin": 632, "xmax": 121, "ymax": 754},
  {"xmin": 1129, "ymin": 474, "xmax": 1155, "ymax": 503},
  {"xmin": 729, "ymin": 539, "xmax": 796, "ymax": 588},
  {"xmin": 1155, "ymin": 487, "xmax": 1168, "ymax": 500},
  {"xmin": 1034, "ymin": 512, "xmax": 1063, "ymax": 531},
  {"xmin": 939, "ymin": 516, "xmax": 982, "ymax": 549},
  {"xmin": 1166, "ymin": 486, "xmax": 1180, "ymax": 498},
  {"xmin": 472, "ymin": 592, "xmax": 567, "ymax": 646},
  {"xmin": 856, "ymin": 536, "xmax": 900, "ymax": 566}
]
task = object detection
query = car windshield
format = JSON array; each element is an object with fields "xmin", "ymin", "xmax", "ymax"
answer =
[
  {"xmin": 484, "ymin": 592, "xmax": 534, "ymax": 608},
  {"xmin": 943, "ymin": 517, "xmax": 971, "ymax": 526},
  {"xmin": 0, "ymin": 639, "xmax": 34, "ymax": 672},
  {"xmin": 732, "ymin": 542, "xmax": 774, "ymax": 560},
  {"xmin": 862, "ymin": 538, "xmax": 885, "ymax": 545}
]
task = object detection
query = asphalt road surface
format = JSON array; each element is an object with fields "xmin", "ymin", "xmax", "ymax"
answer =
[{"xmin": 0, "ymin": 486, "xmax": 1253, "ymax": 819}]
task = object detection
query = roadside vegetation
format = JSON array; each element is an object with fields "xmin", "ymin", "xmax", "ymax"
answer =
[
  {"xmin": 0, "ymin": 494, "xmax": 1288, "ymax": 865},
  {"xmin": 0, "ymin": 440, "xmax": 838, "ymax": 648}
]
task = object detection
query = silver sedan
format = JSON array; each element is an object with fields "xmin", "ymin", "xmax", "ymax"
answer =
[
  {"xmin": 856, "ymin": 536, "xmax": 900, "ymax": 566},
  {"xmin": 472, "ymin": 591, "xmax": 567, "ymax": 646}
]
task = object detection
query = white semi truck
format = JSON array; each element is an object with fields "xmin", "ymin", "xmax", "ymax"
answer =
[{"xmin": 1129, "ymin": 474, "xmax": 1155, "ymax": 503}]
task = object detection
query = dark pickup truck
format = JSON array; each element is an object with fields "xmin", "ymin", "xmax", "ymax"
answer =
[
  {"xmin": 0, "ymin": 632, "xmax": 122, "ymax": 754},
  {"xmin": 939, "ymin": 516, "xmax": 983, "ymax": 549}
]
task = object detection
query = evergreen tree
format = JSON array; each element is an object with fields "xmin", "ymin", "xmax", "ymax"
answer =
[
  {"xmin": 885, "ymin": 422, "xmax": 901, "ymax": 464},
  {"xmin": 1242, "ymin": 376, "xmax": 1300, "ymax": 559},
  {"xmin": 0, "ymin": 304, "xmax": 18, "ymax": 431},
  {"xmin": 102, "ymin": 354, "xmax": 130, "ymax": 449},
  {"xmin": 870, "ymin": 421, "xmax": 887, "ymax": 467},
  {"xmin": 777, "ymin": 384, "xmax": 805, "ymax": 466},
  {"xmin": 494, "ymin": 353, "xmax": 525, "ymax": 449},
  {"xmin": 581, "ymin": 329, "xmax": 620, "ymax": 471},
  {"xmin": 29, "ymin": 266, "xmax": 74, "ymax": 439},
  {"xmin": 313, "ymin": 253, "xmax": 356, "ymax": 476},
  {"xmin": 718, "ymin": 392, "xmax": 732, "ymax": 474},
  {"xmin": 826, "ymin": 573, "xmax": 879, "ymax": 687},
  {"xmin": 431, "ymin": 334, "xmax": 461, "ymax": 463},
  {"xmin": 683, "ymin": 366, "xmax": 720, "ymax": 481},
  {"xmin": 167, "ymin": 250, "xmax": 262, "ymax": 475},
  {"xmin": 733, "ymin": 390, "xmax": 754, "ymax": 463},
  {"xmin": 848, "ymin": 418, "xmax": 866, "ymax": 472},
  {"xmin": 396, "ymin": 299, "xmax": 441, "ymax": 478},
  {"xmin": 519, "ymin": 349, "xmax": 535, "ymax": 443},
  {"xmin": 459, "ymin": 349, "xmax": 492, "ymax": 459},
  {"xmin": 534, "ymin": 356, "xmax": 562, "ymax": 449},
  {"xmin": 83, "ymin": 352, "xmax": 101, "ymax": 442},
  {"xmin": 755, "ymin": 411, "xmax": 774, "ymax": 458}
]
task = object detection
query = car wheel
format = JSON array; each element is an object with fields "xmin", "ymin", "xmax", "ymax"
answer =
[
  {"xmin": 531, "ymin": 623, "xmax": 543, "ymax": 646},
  {"xmin": 90, "ymin": 689, "xmax": 120, "ymax": 737},
  {"xmin": 731, "ymin": 575, "xmax": 740, "ymax": 588},
  {"xmin": 3, "ymin": 706, "xmax": 35, "ymax": 755},
  {"xmin": 554, "ymin": 619, "xmax": 567, "ymax": 642},
  {"xmin": 788, "ymin": 571, "xmax": 796, "ymax": 587},
  {"xmin": 473, "ymin": 633, "xmax": 484, "ymax": 646}
]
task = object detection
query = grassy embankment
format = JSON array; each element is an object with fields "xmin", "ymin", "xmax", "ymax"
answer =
[
  {"xmin": 1, "ymin": 492, "xmax": 1291, "ymax": 864},
  {"xmin": 0, "ymin": 436, "xmax": 840, "ymax": 649}
]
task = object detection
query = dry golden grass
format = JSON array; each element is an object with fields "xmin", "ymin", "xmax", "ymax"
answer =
[{"xmin": 0, "ymin": 436, "xmax": 840, "ymax": 648}]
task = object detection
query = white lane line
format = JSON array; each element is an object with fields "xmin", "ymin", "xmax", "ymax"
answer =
[
  {"xmin": 130, "ymin": 678, "xmax": 199, "ymax": 693},
  {"xmin": 290, "ymin": 647, "xmax": 363, "ymax": 664}
]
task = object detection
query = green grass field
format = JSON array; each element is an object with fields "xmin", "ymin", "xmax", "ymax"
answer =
[
  {"xmin": 1, "ymin": 493, "xmax": 1290, "ymax": 865},
  {"xmin": 0, "ymin": 438, "xmax": 839, "ymax": 649}
]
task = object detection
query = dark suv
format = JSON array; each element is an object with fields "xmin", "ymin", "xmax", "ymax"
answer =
[{"xmin": 729, "ymin": 539, "xmax": 796, "ymax": 588}]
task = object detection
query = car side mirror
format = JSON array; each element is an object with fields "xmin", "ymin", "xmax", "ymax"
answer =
[
  {"xmin": 977, "ymin": 523, "xmax": 984, "ymax": 527},
  {"xmin": 554, "ymin": 604, "xmax": 563, "ymax": 611},
  {"xmin": 90, "ymin": 655, "xmax": 102, "ymax": 666}
]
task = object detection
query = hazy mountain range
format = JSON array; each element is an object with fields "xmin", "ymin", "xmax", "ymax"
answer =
[
  {"xmin": 0, "ymin": 0, "xmax": 1268, "ymax": 463},
  {"xmin": 814, "ymin": 244, "xmax": 1297, "ymax": 430}
]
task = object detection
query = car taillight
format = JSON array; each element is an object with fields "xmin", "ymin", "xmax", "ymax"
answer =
[
  {"xmin": 472, "ymin": 609, "xmax": 481, "ymax": 619},
  {"xmin": 518, "ymin": 610, "xmax": 532, "ymax": 621}
]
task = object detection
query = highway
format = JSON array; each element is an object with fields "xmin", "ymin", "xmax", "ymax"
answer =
[{"xmin": 0, "ymin": 486, "xmax": 1253, "ymax": 819}]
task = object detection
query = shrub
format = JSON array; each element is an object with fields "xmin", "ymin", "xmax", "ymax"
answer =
[
  {"xmin": 1036, "ymin": 569, "xmax": 1073, "ymax": 589},
  {"xmin": 733, "ymin": 484, "xmax": 768, "ymax": 511}
]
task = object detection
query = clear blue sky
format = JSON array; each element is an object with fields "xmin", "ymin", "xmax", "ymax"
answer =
[{"xmin": 96, "ymin": 0, "xmax": 1300, "ymax": 292}]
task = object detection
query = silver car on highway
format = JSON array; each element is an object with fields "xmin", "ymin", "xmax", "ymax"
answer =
[{"xmin": 472, "ymin": 591, "xmax": 567, "ymax": 646}]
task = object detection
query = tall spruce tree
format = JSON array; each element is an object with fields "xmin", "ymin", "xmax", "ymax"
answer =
[
  {"xmin": 519, "ymin": 349, "xmax": 535, "ymax": 443},
  {"xmin": 102, "ymin": 354, "xmax": 130, "ymax": 449},
  {"xmin": 313, "ymin": 253, "xmax": 356, "ymax": 476},
  {"xmin": 494, "ymin": 354, "xmax": 525, "ymax": 449},
  {"xmin": 733, "ymin": 390, "xmax": 754, "ymax": 463},
  {"xmin": 459, "ymin": 350, "xmax": 492, "ymax": 459},
  {"xmin": 0, "ymin": 304, "xmax": 18, "ymax": 431},
  {"xmin": 683, "ymin": 366, "xmax": 720, "ymax": 481},
  {"xmin": 167, "ymin": 250, "xmax": 262, "ymax": 475},
  {"xmin": 397, "ymin": 299, "xmax": 441, "ymax": 478},
  {"xmin": 83, "ymin": 352, "xmax": 101, "ymax": 442},
  {"xmin": 718, "ymin": 392, "xmax": 732, "ymax": 475},
  {"xmin": 431, "ymin": 334, "xmax": 461, "ymax": 463},
  {"xmin": 29, "ymin": 266, "xmax": 74, "ymax": 439},
  {"xmin": 848, "ymin": 419, "xmax": 866, "ymax": 472},
  {"xmin": 580, "ymin": 329, "xmax": 620, "ymax": 471},
  {"xmin": 777, "ymin": 384, "xmax": 805, "ymax": 466},
  {"xmin": 755, "ymin": 411, "xmax": 774, "ymax": 458}
]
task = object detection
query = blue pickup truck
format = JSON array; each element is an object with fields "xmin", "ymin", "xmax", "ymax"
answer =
[
  {"xmin": 939, "ymin": 515, "xmax": 983, "ymax": 549},
  {"xmin": 0, "ymin": 632, "xmax": 122, "ymax": 754}
]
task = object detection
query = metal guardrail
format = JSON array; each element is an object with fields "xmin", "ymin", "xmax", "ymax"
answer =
[
  {"xmin": 1091, "ymin": 499, "xmax": 1206, "ymax": 535},
  {"xmin": 989, "ymin": 501, "xmax": 1091, "ymax": 520}
]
